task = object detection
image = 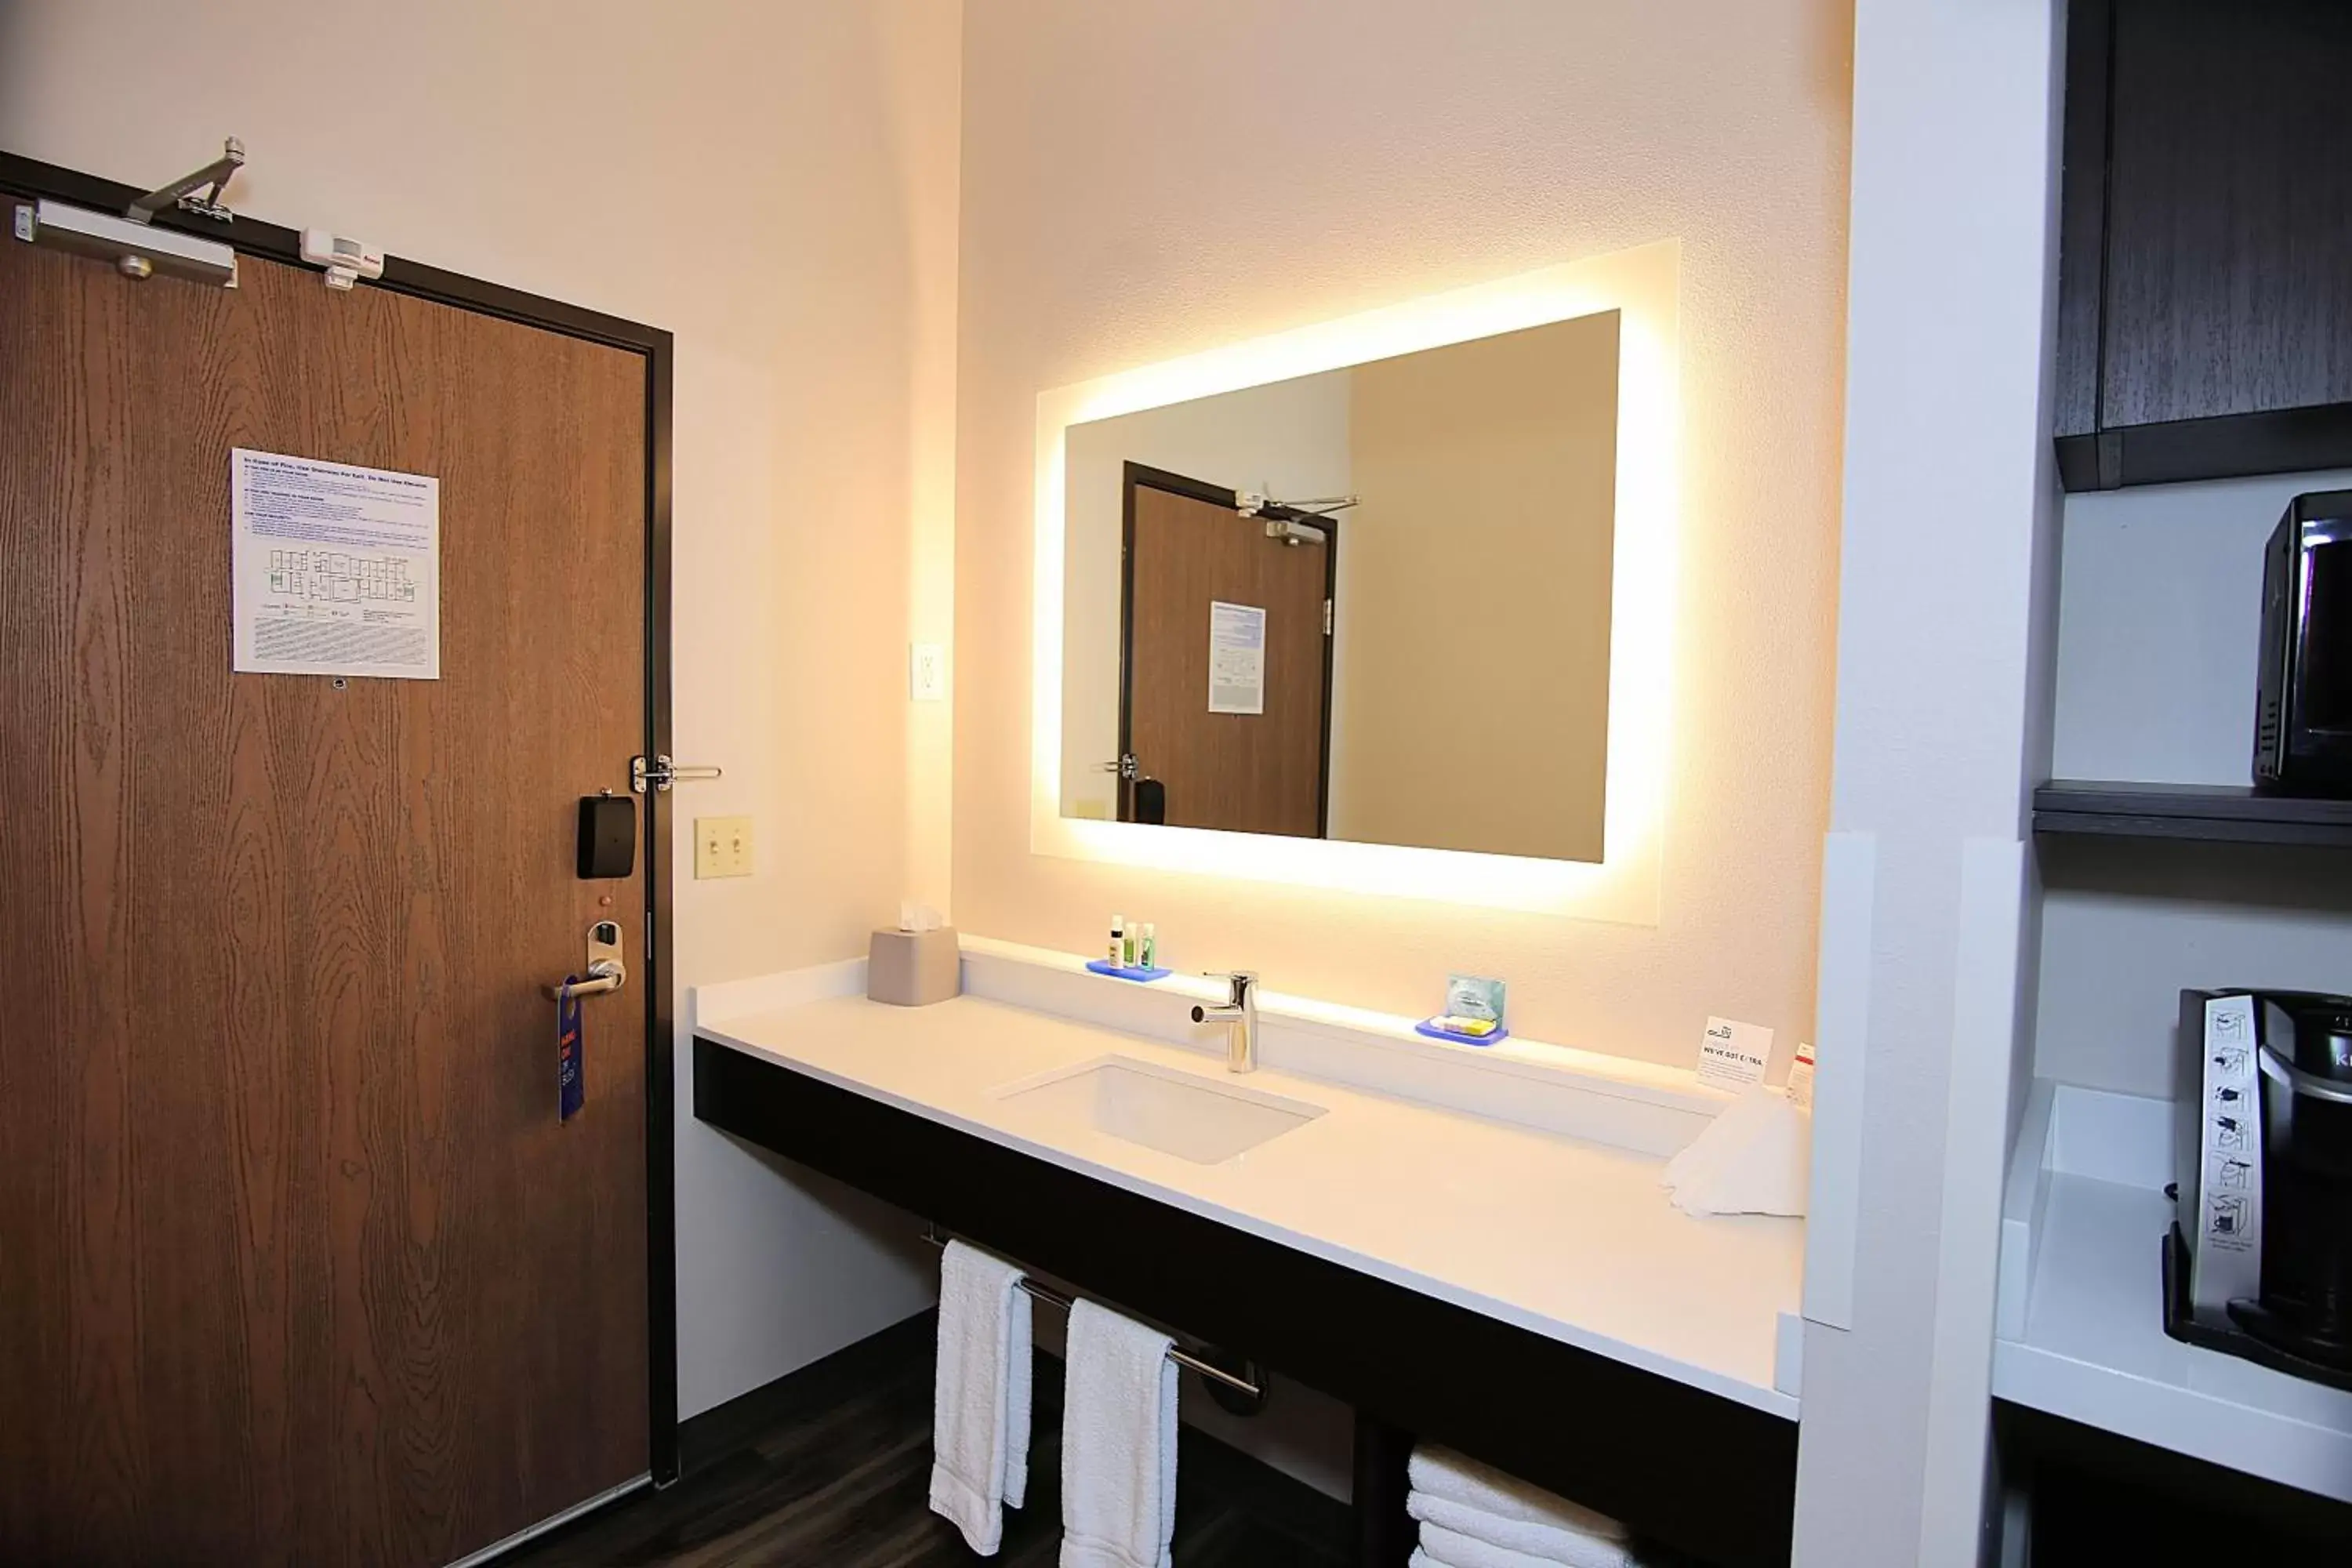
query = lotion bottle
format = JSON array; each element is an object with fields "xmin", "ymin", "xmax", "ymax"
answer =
[{"xmin": 1109, "ymin": 916, "xmax": 1125, "ymax": 967}]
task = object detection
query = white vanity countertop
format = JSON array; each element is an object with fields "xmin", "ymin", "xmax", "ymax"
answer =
[{"xmin": 696, "ymin": 990, "xmax": 1804, "ymax": 1420}]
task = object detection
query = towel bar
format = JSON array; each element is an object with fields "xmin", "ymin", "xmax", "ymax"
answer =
[{"xmin": 920, "ymin": 1226, "xmax": 1264, "ymax": 1399}]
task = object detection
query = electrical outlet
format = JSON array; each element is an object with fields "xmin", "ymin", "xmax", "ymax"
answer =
[
  {"xmin": 694, "ymin": 815, "xmax": 754, "ymax": 879},
  {"xmin": 910, "ymin": 641, "xmax": 947, "ymax": 702}
]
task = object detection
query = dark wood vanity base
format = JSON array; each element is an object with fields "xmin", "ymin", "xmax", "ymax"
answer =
[{"xmin": 694, "ymin": 1036, "xmax": 1798, "ymax": 1567}]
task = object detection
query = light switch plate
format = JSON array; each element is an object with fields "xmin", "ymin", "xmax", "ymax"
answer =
[
  {"xmin": 909, "ymin": 642, "xmax": 947, "ymax": 702},
  {"xmin": 695, "ymin": 815, "xmax": 754, "ymax": 879}
]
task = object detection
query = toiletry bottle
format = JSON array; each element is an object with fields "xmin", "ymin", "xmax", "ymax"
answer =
[
  {"xmin": 1109, "ymin": 916, "xmax": 1125, "ymax": 967},
  {"xmin": 1122, "ymin": 920, "xmax": 1139, "ymax": 969},
  {"xmin": 1140, "ymin": 923, "xmax": 1157, "ymax": 970}
]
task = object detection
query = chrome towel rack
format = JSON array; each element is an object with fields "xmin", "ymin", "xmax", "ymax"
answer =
[{"xmin": 920, "ymin": 1227, "xmax": 1262, "ymax": 1399}]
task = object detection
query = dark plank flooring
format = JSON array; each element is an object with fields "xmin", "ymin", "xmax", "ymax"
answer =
[{"xmin": 507, "ymin": 1315, "xmax": 1353, "ymax": 1567}]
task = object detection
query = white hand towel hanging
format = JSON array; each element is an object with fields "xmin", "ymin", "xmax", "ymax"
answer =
[
  {"xmin": 1058, "ymin": 1297, "xmax": 1179, "ymax": 1568},
  {"xmin": 929, "ymin": 1240, "xmax": 1034, "ymax": 1555}
]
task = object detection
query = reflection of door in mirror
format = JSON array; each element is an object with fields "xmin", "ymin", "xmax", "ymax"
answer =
[{"xmin": 1120, "ymin": 464, "xmax": 1334, "ymax": 837}]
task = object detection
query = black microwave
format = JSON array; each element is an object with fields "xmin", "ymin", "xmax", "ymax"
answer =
[{"xmin": 2255, "ymin": 491, "xmax": 2352, "ymax": 796}]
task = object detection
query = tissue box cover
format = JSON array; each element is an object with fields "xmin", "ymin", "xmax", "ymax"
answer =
[{"xmin": 868, "ymin": 926, "xmax": 960, "ymax": 1006}]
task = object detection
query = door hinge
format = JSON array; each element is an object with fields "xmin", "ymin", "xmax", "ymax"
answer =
[
  {"xmin": 631, "ymin": 754, "xmax": 724, "ymax": 793},
  {"xmin": 1323, "ymin": 599, "xmax": 1334, "ymax": 636}
]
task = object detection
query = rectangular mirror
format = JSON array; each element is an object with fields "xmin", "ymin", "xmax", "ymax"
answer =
[{"xmin": 1058, "ymin": 310, "xmax": 1621, "ymax": 862}]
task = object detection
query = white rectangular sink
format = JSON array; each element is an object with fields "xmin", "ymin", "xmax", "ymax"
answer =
[{"xmin": 992, "ymin": 1054, "xmax": 1327, "ymax": 1164}]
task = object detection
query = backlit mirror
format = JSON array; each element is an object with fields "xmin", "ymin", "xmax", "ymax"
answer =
[{"xmin": 1058, "ymin": 310, "xmax": 1620, "ymax": 862}]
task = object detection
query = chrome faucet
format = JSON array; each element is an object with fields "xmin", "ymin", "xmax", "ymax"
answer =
[{"xmin": 1191, "ymin": 971, "xmax": 1260, "ymax": 1073}]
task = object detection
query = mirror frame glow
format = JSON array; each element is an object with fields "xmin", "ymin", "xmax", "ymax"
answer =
[{"xmin": 1031, "ymin": 241, "xmax": 1679, "ymax": 921}]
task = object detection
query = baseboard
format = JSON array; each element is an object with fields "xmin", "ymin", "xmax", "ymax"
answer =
[{"xmin": 676, "ymin": 1306, "xmax": 938, "ymax": 1480}]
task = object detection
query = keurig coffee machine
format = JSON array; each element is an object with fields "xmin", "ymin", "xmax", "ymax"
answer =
[{"xmin": 2170, "ymin": 990, "xmax": 2352, "ymax": 1387}]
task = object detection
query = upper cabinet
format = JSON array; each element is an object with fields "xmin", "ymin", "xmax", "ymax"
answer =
[{"xmin": 2059, "ymin": 0, "xmax": 2352, "ymax": 490}]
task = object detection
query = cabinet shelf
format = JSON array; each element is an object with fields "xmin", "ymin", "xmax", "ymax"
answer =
[{"xmin": 2032, "ymin": 781, "xmax": 2352, "ymax": 848}]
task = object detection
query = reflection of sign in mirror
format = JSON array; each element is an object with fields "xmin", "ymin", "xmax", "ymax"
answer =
[
  {"xmin": 1060, "ymin": 308, "xmax": 1621, "ymax": 862},
  {"xmin": 1208, "ymin": 601, "xmax": 1266, "ymax": 715}
]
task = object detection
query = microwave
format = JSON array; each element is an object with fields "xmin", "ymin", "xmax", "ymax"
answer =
[{"xmin": 2255, "ymin": 491, "xmax": 2352, "ymax": 795}]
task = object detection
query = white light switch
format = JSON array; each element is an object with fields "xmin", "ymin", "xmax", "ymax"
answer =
[
  {"xmin": 695, "ymin": 815, "xmax": 754, "ymax": 879},
  {"xmin": 910, "ymin": 642, "xmax": 947, "ymax": 702}
]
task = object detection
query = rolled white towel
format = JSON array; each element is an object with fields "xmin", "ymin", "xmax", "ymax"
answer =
[
  {"xmin": 1417, "ymin": 1520, "xmax": 1641, "ymax": 1568},
  {"xmin": 1409, "ymin": 1494, "xmax": 1639, "ymax": 1568},
  {"xmin": 1407, "ymin": 1446, "xmax": 1629, "ymax": 1539}
]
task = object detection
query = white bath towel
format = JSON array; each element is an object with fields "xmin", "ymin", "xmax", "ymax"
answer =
[
  {"xmin": 1416, "ymin": 1520, "xmax": 1641, "ymax": 1568},
  {"xmin": 1410, "ymin": 1501, "xmax": 1642, "ymax": 1568},
  {"xmin": 929, "ymin": 1240, "xmax": 1033, "ymax": 1555},
  {"xmin": 1058, "ymin": 1298, "xmax": 1178, "ymax": 1568},
  {"xmin": 1407, "ymin": 1446, "xmax": 1630, "ymax": 1539}
]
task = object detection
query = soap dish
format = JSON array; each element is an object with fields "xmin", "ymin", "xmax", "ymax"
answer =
[
  {"xmin": 1086, "ymin": 959, "xmax": 1171, "ymax": 982},
  {"xmin": 1414, "ymin": 1018, "xmax": 1509, "ymax": 1047}
]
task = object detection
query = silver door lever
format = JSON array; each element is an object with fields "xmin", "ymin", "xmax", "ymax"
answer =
[{"xmin": 545, "ymin": 920, "xmax": 626, "ymax": 999}]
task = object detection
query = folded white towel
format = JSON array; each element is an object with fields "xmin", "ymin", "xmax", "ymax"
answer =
[
  {"xmin": 1661, "ymin": 1085, "xmax": 1809, "ymax": 1216},
  {"xmin": 929, "ymin": 1241, "xmax": 1033, "ymax": 1555},
  {"xmin": 1411, "ymin": 1501, "xmax": 1640, "ymax": 1568},
  {"xmin": 1407, "ymin": 1446, "xmax": 1630, "ymax": 1539},
  {"xmin": 1417, "ymin": 1520, "xmax": 1642, "ymax": 1568},
  {"xmin": 1059, "ymin": 1298, "xmax": 1178, "ymax": 1568}
]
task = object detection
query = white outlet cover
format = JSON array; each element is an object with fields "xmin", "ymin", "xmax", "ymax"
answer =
[{"xmin": 910, "ymin": 642, "xmax": 947, "ymax": 702}]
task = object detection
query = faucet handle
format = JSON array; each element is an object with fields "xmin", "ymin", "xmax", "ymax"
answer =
[{"xmin": 1203, "ymin": 969, "xmax": 1258, "ymax": 1004}]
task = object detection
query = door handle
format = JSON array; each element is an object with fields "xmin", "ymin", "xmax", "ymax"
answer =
[{"xmin": 544, "ymin": 920, "xmax": 626, "ymax": 999}]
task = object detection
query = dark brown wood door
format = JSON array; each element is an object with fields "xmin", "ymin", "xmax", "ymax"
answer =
[
  {"xmin": 1123, "ymin": 477, "xmax": 1330, "ymax": 837},
  {"xmin": 0, "ymin": 236, "xmax": 650, "ymax": 1566}
]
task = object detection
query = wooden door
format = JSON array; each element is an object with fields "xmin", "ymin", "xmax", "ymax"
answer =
[
  {"xmin": 0, "ymin": 234, "xmax": 650, "ymax": 1566},
  {"xmin": 1122, "ymin": 471, "xmax": 1331, "ymax": 837}
]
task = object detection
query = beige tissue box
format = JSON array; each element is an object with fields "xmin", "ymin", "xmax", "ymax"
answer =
[{"xmin": 867, "ymin": 925, "xmax": 960, "ymax": 1006}]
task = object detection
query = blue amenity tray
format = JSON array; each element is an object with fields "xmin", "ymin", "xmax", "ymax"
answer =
[
  {"xmin": 1414, "ymin": 1018, "xmax": 1509, "ymax": 1047},
  {"xmin": 1086, "ymin": 959, "xmax": 1171, "ymax": 982}
]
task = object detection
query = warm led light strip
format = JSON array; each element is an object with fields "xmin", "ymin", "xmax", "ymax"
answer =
[{"xmin": 1031, "ymin": 241, "xmax": 1681, "ymax": 920}]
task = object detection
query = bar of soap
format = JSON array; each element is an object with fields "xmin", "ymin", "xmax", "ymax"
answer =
[{"xmin": 1436, "ymin": 1014, "xmax": 1497, "ymax": 1037}]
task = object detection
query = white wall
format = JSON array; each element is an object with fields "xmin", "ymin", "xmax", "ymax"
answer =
[
  {"xmin": 1799, "ymin": 2, "xmax": 2065, "ymax": 1564},
  {"xmin": 2052, "ymin": 470, "xmax": 2352, "ymax": 786},
  {"xmin": 0, "ymin": 0, "xmax": 962, "ymax": 1420},
  {"xmin": 1058, "ymin": 373, "xmax": 1353, "ymax": 817},
  {"xmin": 2036, "ymin": 470, "xmax": 2352, "ymax": 1098},
  {"xmin": 956, "ymin": 0, "xmax": 1853, "ymax": 1080}
]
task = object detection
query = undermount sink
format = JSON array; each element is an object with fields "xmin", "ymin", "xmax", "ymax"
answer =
[{"xmin": 992, "ymin": 1054, "xmax": 1326, "ymax": 1164}]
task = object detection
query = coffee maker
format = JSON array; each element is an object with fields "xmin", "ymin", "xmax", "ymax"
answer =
[{"xmin": 2169, "ymin": 989, "xmax": 2352, "ymax": 1386}]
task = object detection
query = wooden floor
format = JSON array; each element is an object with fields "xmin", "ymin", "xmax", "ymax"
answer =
[{"xmin": 506, "ymin": 1315, "xmax": 1354, "ymax": 1567}]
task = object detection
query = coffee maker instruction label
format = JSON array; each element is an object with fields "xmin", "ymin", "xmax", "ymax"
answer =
[
  {"xmin": 1207, "ymin": 601, "xmax": 1266, "ymax": 715},
  {"xmin": 231, "ymin": 448, "xmax": 441, "ymax": 680}
]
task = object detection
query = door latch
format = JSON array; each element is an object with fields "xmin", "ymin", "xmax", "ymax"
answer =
[{"xmin": 631, "ymin": 754, "xmax": 724, "ymax": 793}]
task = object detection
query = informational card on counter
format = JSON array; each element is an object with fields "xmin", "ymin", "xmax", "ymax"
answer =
[
  {"xmin": 230, "ymin": 448, "xmax": 440, "ymax": 680},
  {"xmin": 1207, "ymin": 600, "xmax": 1266, "ymax": 715},
  {"xmin": 1697, "ymin": 1015, "xmax": 1775, "ymax": 1092}
]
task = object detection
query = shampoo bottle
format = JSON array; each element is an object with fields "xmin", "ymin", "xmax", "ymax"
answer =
[{"xmin": 1109, "ymin": 916, "xmax": 1125, "ymax": 967}]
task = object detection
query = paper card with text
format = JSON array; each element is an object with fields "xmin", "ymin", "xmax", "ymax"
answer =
[{"xmin": 1697, "ymin": 1016, "xmax": 1775, "ymax": 1092}]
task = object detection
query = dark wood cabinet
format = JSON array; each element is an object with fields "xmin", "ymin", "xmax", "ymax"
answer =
[{"xmin": 2058, "ymin": 0, "xmax": 2352, "ymax": 490}]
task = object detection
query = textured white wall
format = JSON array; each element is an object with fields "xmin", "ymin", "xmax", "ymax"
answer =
[
  {"xmin": 955, "ymin": 0, "xmax": 1853, "ymax": 1071},
  {"xmin": 0, "ymin": 0, "xmax": 963, "ymax": 1420}
]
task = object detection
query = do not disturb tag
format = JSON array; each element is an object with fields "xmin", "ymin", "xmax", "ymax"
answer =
[{"xmin": 557, "ymin": 978, "xmax": 585, "ymax": 1123}]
